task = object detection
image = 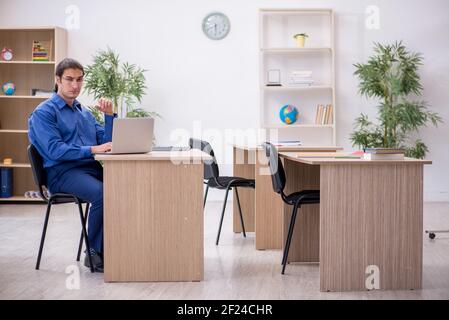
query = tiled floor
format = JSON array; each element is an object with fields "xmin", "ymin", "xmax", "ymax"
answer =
[{"xmin": 1, "ymin": 201, "xmax": 448, "ymax": 299}]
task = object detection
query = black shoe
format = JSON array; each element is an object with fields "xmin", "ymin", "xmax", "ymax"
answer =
[{"xmin": 84, "ymin": 249, "xmax": 104, "ymax": 273}]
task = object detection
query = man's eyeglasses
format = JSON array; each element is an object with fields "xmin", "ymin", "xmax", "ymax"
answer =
[{"xmin": 61, "ymin": 76, "xmax": 84, "ymax": 84}]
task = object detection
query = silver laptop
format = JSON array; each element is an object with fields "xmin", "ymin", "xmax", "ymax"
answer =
[{"xmin": 105, "ymin": 118, "xmax": 154, "ymax": 154}]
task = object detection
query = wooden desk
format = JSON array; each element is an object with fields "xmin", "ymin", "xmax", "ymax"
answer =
[
  {"xmin": 96, "ymin": 150, "xmax": 211, "ymax": 282},
  {"xmin": 279, "ymin": 152, "xmax": 432, "ymax": 291},
  {"xmin": 232, "ymin": 145, "xmax": 343, "ymax": 250}
]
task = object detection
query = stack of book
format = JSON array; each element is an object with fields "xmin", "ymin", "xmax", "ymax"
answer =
[
  {"xmin": 288, "ymin": 71, "xmax": 314, "ymax": 87},
  {"xmin": 32, "ymin": 40, "xmax": 52, "ymax": 61},
  {"xmin": 31, "ymin": 89, "xmax": 53, "ymax": 97},
  {"xmin": 315, "ymin": 104, "xmax": 333, "ymax": 125},
  {"xmin": 363, "ymin": 148, "xmax": 406, "ymax": 160}
]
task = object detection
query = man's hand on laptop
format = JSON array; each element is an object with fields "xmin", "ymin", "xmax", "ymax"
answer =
[
  {"xmin": 91, "ymin": 142, "xmax": 112, "ymax": 154},
  {"xmin": 95, "ymin": 98, "xmax": 113, "ymax": 116}
]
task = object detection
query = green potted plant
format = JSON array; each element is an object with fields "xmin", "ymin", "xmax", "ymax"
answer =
[
  {"xmin": 84, "ymin": 48, "xmax": 159, "ymax": 121},
  {"xmin": 351, "ymin": 42, "xmax": 442, "ymax": 159},
  {"xmin": 293, "ymin": 33, "xmax": 308, "ymax": 48}
]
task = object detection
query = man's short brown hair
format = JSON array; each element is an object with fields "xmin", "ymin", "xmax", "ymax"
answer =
[{"xmin": 54, "ymin": 58, "xmax": 84, "ymax": 92}]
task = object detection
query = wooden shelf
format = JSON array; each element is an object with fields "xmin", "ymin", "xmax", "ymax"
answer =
[
  {"xmin": 261, "ymin": 48, "xmax": 332, "ymax": 54},
  {"xmin": 0, "ymin": 60, "xmax": 55, "ymax": 65},
  {"xmin": 262, "ymin": 85, "xmax": 333, "ymax": 92},
  {"xmin": 0, "ymin": 95, "xmax": 49, "ymax": 99},
  {"xmin": 0, "ymin": 129, "xmax": 28, "ymax": 133},
  {"xmin": 0, "ymin": 163, "xmax": 31, "ymax": 168},
  {"xmin": 0, "ymin": 196, "xmax": 44, "ymax": 202},
  {"xmin": 0, "ymin": 27, "xmax": 66, "ymax": 205},
  {"xmin": 0, "ymin": 27, "xmax": 56, "ymax": 31},
  {"xmin": 260, "ymin": 8, "xmax": 332, "ymax": 15},
  {"xmin": 263, "ymin": 124, "xmax": 334, "ymax": 129}
]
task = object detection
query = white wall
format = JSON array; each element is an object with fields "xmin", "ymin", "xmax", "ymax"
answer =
[{"xmin": 1, "ymin": 0, "xmax": 448, "ymax": 201}]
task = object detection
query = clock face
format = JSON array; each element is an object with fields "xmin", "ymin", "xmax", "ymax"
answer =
[
  {"xmin": 202, "ymin": 12, "xmax": 230, "ymax": 40},
  {"xmin": 1, "ymin": 48, "xmax": 13, "ymax": 61}
]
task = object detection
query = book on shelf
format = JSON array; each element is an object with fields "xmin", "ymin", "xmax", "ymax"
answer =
[
  {"xmin": 363, "ymin": 153, "xmax": 404, "ymax": 161},
  {"xmin": 315, "ymin": 104, "xmax": 333, "ymax": 125},
  {"xmin": 315, "ymin": 105, "xmax": 322, "ymax": 124},
  {"xmin": 31, "ymin": 89, "xmax": 53, "ymax": 97},
  {"xmin": 326, "ymin": 104, "xmax": 333, "ymax": 124}
]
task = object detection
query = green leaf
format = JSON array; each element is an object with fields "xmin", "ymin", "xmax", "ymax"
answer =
[
  {"xmin": 351, "ymin": 42, "xmax": 443, "ymax": 157},
  {"xmin": 83, "ymin": 47, "xmax": 150, "ymax": 117}
]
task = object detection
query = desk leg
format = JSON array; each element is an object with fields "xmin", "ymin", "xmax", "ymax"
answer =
[
  {"xmin": 319, "ymin": 164, "xmax": 423, "ymax": 291},
  {"xmin": 103, "ymin": 160, "xmax": 204, "ymax": 282},
  {"xmin": 233, "ymin": 147, "xmax": 255, "ymax": 233},
  {"xmin": 283, "ymin": 159, "xmax": 321, "ymax": 262}
]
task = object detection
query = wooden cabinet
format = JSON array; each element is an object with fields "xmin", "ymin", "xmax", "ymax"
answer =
[{"xmin": 0, "ymin": 27, "xmax": 67, "ymax": 202}]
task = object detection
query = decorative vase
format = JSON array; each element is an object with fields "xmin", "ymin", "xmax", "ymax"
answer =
[{"xmin": 295, "ymin": 35, "xmax": 306, "ymax": 48}]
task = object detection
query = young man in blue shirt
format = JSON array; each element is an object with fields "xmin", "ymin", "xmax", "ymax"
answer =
[{"xmin": 28, "ymin": 58, "xmax": 115, "ymax": 272}]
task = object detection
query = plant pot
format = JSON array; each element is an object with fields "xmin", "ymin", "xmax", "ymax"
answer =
[{"xmin": 295, "ymin": 36, "xmax": 306, "ymax": 48}]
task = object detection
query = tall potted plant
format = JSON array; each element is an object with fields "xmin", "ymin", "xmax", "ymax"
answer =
[
  {"xmin": 351, "ymin": 42, "xmax": 442, "ymax": 158},
  {"xmin": 84, "ymin": 48, "xmax": 158, "ymax": 121}
]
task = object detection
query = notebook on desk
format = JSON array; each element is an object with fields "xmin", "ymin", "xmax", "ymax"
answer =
[
  {"xmin": 296, "ymin": 152, "xmax": 362, "ymax": 159},
  {"xmin": 296, "ymin": 152, "xmax": 339, "ymax": 158}
]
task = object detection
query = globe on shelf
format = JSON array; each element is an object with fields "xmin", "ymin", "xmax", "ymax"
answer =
[
  {"xmin": 279, "ymin": 104, "xmax": 298, "ymax": 125},
  {"xmin": 2, "ymin": 82, "xmax": 16, "ymax": 96}
]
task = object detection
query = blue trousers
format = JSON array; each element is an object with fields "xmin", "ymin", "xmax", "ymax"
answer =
[{"xmin": 47, "ymin": 161, "xmax": 104, "ymax": 253}]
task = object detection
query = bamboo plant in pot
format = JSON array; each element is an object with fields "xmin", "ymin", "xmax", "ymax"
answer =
[
  {"xmin": 83, "ymin": 47, "xmax": 159, "ymax": 124},
  {"xmin": 351, "ymin": 42, "xmax": 442, "ymax": 159}
]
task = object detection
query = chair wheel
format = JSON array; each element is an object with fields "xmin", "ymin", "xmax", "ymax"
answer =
[{"xmin": 429, "ymin": 233, "xmax": 436, "ymax": 240}]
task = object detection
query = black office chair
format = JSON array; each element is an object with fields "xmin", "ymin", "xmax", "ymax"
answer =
[
  {"xmin": 261, "ymin": 142, "xmax": 320, "ymax": 274},
  {"xmin": 28, "ymin": 145, "xmax": 95, "ymax": 273},
  {"xmin": 189, "ymin": 138, "xmax": 255, "ymax": 245}
]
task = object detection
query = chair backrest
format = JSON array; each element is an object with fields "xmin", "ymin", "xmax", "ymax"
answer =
[
  {"xmin": 261, "ymin": 142, "xmax": 286, "ymax": 194},
  {"xmin": 189, "ymin": 138, "xmax": 219, "ymax": 180},
  {"xmin": 27, "ymin": 144, "xmax": 48, "ymax": 200}
]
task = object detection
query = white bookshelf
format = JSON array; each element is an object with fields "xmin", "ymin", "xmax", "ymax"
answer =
[{"xmin": 259, "ymin": 8, "xmax": 336, "ymax": 145}]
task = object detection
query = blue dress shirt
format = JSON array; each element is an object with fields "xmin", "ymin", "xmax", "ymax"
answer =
[{"xmin": 28, "ymin": 94, "xmax": 116, "ymax": 186}]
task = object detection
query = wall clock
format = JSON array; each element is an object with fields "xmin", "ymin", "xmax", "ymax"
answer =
[{"xmin": 202, "ymin": 12, "xmax": 231, "ymax": 40}]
